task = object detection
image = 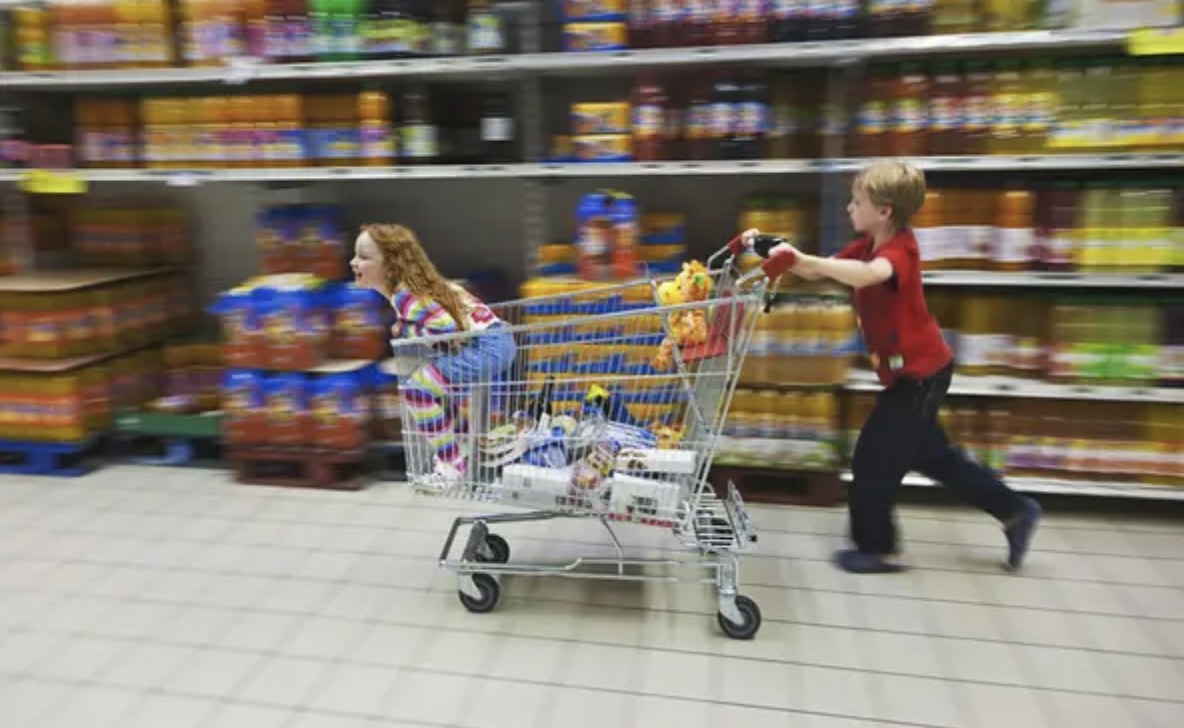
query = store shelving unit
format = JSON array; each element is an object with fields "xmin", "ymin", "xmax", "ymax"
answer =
[
  {"xmin": 1, "ymin": 6, "xmax": 1181, "ymax": 497},
  {"xmin": 840, "ymin": 471, "xmax": 1184, "ymax": 502}
]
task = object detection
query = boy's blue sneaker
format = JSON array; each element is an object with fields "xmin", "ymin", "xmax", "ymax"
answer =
[
  {"xmin": 1003, "ymin": 497, "xmax": 1042, "ymax": 572},
  {"xmin": 834, "ymin": 549, "xmax": 906, "ymax": 574}
]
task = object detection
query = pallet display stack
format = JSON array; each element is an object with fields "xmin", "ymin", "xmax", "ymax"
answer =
[
  {"xmin": 214, "ymin": 203, "xmax": 390, "ymax": 490},
  {"xmin": 1, "ymin": 0, "xmax": 1181, "ymax": 504}
]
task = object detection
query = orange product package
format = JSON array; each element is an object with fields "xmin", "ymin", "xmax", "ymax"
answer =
[
  {"xmin": 329, "ymin": 283, "xmax": 389, "ymax": 361},
  {"xmin": 212, "ymin": 286, "xmax": 266, "ymax": 369},
  {"xmin": 263, "ymin": 372, "xmax": 310, "ymax": 447},
  {"xmin": 222, "ymin": 369, "xmax": 267, "ymax": 445},
  {"xmin": 308, "ymin": 371, "xmax": 371, "ymax": 451},
  {"xmin": 257, "ymin": 284, "xmax": 330, "ymax": 371}
]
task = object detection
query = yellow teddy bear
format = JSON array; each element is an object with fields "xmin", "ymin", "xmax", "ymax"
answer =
[{"xmin": 651, "ymin": 261, "xmax": 714, "ymax": 370}]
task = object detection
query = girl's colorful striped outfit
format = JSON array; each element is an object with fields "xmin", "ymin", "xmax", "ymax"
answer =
[{"xmin": 391, "ymin": 286, "xmax": 516, "ymax": 477}]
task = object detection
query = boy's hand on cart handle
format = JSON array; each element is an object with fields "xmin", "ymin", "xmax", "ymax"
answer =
[{"xmin": 761, "ymin": 244, "xmax": 799, "ymax": 279}]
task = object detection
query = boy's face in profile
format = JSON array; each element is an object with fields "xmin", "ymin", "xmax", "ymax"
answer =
[{"xmin": 848, "ymin": 186, "xmax": 893, "ymax": 236}]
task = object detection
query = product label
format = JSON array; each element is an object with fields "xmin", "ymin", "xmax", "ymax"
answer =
[
  {"xmin": 687, "ymin": 104, "xmax": 709, "ymax": 140},
  {"xmin": 401, "ymin": 124, "xmax": 438, "ymax": 159},
  {"xmin": 480, "ymin": 116, "xmax": 514, "ymax": 143},
  {"xmin": 963, "ymin": 94, "xmax": 990, "ymax": 129},
  {"xmin": 277, "ymin": 128, "xmax": 306, "ymax": 162},
  {"xmin": 818, "ymin": 104, "xmax": 847, "ymax": 137},
  {"xmin": 835, "ymin": 0, "xmax": 860, "ymax": 18},
  {"xmin": 632, "ymin": 104, "xmax": 664, "ymax": 138},
  {"xmin": 914, "ymin": 226, "xmax": 945, "ymax": 264},
  {"xmin": 710, "ymin": 102, "xmax": 734, "ymax": 138},
  {"xmin": 265, "ymin": 19, "xmax": 287, "ymax": 59},
  {"xmin": 738, "ymin": 102, "xmax": 769, "ymax": 136},
  {"xmin": 993, "ymin": 93, "xmax": 1023, "ymax": 131},
  {"xmin": 357, "ymin": 123, "xmax": 395, "ymax": 159},
  {"xmin": 894, "ymin": 99, "xmax": 927, "ymax": 133},
  {"xmin": 431, "ymin": 22, "xmax": 462, "ymax": 56},
  {"xmin": 857, "ymin": 100, "xmax": 888, "ymax": 134},
  {"xmin": 1024, "ymin": 92, "xmax": 1054, "ymax": 131},
  {"xmin": 469, "ymin": 13, "xmax": 505, "ymax": 53},
  {"xmin": 993, "ymin": 227, "xmax": 1034, "ymax": 265},
  {"xmin": 772, "ymin": 0, "xmax": 805, "ymax": 19},
  {"xmin": 958, "ymin": 333, "xmax": 995, "ymax": 369},
  {"xmin": 930, "ymin": 95, "xmax": 962, "ymax": 131},
  {"xmin": 738, "ymin": 0, "xmax": 765, "ymax": 20}
]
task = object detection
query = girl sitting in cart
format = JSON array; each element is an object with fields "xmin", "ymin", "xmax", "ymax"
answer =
[{"xmin": 350, "ymin": 223, "xmax": 517, "ymax": 487}]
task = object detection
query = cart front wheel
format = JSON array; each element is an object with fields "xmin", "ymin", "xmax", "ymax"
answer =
[
  {"xmin": 475, "ymin": 533, "xmax": 510, "ymax": 564},
  {"xmin": 458, "ymin": 573, "xmax": 500, "ymax": 614},
  {"xmin": 717, "ymin": 595, "xmax": 761, "ymax": 640}
]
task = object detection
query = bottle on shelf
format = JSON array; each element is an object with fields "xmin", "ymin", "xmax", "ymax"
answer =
[
  {"xmin": 687, "ymin": 78, "xmax": 712, "ymax": 161},
  {"xmin": 853, "ymin": 65, "xmax": 891, "ymax": 158},
  {"xmin": 467, "ymin": 0, "xmax": 504, "ymax": 55},
  {"xmin": 632, "ymin": 72, "xmax": 668, "ymax": 162},
  {"xmin": 963, "ymin": 60, "xmax": 992, "ymax": 156},
  {"xmin": 711, "ymin": 72, "xmax": 739, "ymax": 160},
  {"xmin": 990, "ymin": 59, "xmax": 1025, "ymax": 155},
  {"xmin": 430, "ymin": 0, "xmax": 465, "ymax": 56},
  {"xmin": 479, "ymin": 90, "xmax": 514, "ymax": 163},
  {"xmin": 627, "ymin": 0, "xmax": 653, "ymax": 48},
  {"xmin": 928, "ymin": 60, "xmax": 965, "ymax": 156},
  {"xmin": 400, "ymin": 85, "xmax": 438, "ymax": 164},
  {"xmin": 735, "ymin": 72, "xmax": 769, "ymax": 160},
  {"xmin": 770, "ymin": 1, "xmax": 805, "ymax": 43}
]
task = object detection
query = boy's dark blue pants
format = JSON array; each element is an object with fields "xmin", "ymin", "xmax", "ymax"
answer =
[{"xmin": 849, "ymin": 362, "xmax": 1025, "ymax": 555}]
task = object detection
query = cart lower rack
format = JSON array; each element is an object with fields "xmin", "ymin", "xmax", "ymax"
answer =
[{"xmin": 393, "ymin": 238, "xmax": 788, "ymax": 639}]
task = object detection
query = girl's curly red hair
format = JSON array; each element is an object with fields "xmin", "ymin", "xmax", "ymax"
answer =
[{"xmin": 362, "ymin": 224, "xmax": 470, "ymax": 331}]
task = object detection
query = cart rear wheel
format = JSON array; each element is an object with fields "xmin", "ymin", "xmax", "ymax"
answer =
[
  {"xmin": 475, "ymin": 533, "xmax": 510, "ymax": 564},
  {"xmin": 458, "ymin": 573, "xmax": 500, "ymax": 614},
  {"xmin": 717, "ymin": 595, "xmax": 761, "ymax": 640}
]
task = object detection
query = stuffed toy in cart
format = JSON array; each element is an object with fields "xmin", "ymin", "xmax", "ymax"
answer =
[{"xmin": 652, "ymin": 261, "xmax": 714, "ymax": 370}]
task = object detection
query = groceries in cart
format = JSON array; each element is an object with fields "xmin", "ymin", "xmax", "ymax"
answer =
[{"xmin": 477, "ymin": 378, "xmax": 695, "ymax": 521}]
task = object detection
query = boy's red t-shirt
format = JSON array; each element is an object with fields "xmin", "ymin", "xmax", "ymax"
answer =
[{"xmin": 835, "ymin": 228, "xmax": 952, "ymax": 387}]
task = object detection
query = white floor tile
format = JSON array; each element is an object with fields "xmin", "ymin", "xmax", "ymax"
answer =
[{"xmin": 2, "ymin": 466, "xmax": 1182, "ymax": 728}]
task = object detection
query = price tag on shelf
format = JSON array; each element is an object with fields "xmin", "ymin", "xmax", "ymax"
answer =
[
  {"xmin": 1128, "ymin": 26, "xmax": 1184, "ymax": 56},
  {"xmin": 18, "ymin": 169, "xmax": 87, "ymax": 195}
]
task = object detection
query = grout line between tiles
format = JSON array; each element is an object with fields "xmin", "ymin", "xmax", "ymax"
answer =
[
  {"xmin": 11, "ymin": 501, "xmax": 1184, "ymax": 595},
  {"xmin": 4, "ymin": 593, "xmax": 1183, "ymax": 707}
]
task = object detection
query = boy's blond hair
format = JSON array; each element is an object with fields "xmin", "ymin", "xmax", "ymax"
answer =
[{"xmin": 853, "ymin": 160, "xmax": 927, "ymax": 228}]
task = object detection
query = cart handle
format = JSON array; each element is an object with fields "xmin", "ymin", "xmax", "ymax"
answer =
[{"xmin": 737, "ymin": 246, "xmax": 798, "ymax": 287}]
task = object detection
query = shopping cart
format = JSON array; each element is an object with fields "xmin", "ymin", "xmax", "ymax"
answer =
[{"xmin": 392, "ymin": 237, "xmax": 795, "ymax": 639}]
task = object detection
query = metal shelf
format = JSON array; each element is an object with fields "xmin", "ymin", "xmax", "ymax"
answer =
[
  {"xmin": 839, "ymin": 471, "xmax": 1184, "ymax": 501},
  {"xmin": 827, "ymin": 153, "xmax": 1184, "ymax": 172},
  {"xmin": 0, "ymin": 55, "xmax": 522, "ymax": 90},
  {"xmin": 0, "ymin": 30, "xmax": 1131, "ymax": 89},
  {"xmin": 845, "ymin": 370, "xmax": 1184, "ymax": 404},
  {"xmin": 4, "ymin": 154, "xmax": 1183, "ymax": 185},
  {"xmin": 921, "ymin": 269, "xmax": 1184, "ymax": 288}
]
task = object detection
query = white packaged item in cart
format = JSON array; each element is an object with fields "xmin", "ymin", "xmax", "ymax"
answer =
[
  {"xmin": 616, "ymin": 447, "xmax": 697, "ymax": 475},
  {"xmin": 608, "ymin": 474, "xmax": 682, "ymax": 519},
  {"xmin": 501, "ymin": 464, "xmax": 572, "ymax": 506}
]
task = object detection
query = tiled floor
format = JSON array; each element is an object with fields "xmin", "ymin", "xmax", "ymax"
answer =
[{"xmin": 1, "ymin": 466, "xmax": 1183, "ymax": 728}]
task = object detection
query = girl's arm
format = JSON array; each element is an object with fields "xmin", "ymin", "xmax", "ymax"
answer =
[{"xmin": 392, "ymin": 290, "xmax": 461, "ymax": 338}]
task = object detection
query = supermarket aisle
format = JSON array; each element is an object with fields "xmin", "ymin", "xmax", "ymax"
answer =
[{"xmin": 0, "ymin": 467, "xmax": 1182, "ymax": 728}]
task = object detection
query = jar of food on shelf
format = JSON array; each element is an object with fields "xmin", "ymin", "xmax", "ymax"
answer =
[
  {"xmin": 991, "ymin": 186, "xmax": 1035, "ymax": 272},
  {"xmin": 928, "ymin": 61, "xmax": 967, "ymax": 156},
  {"xmin": 1034, "ymin": 181, "xmax": 1079, "ymax": 272},
  {"xmin": 891, "ymin": 62, "xmax": 929, "ymax": 157},
  {"xmin": 913, "ymin": 188, "xmax": 946, "ymax": 271},
  {"xmin": 853, "ymin": 65, "xmax": 893, "ymax": 158},
  {"xmin": 963, "ymin": 60, "xmax": 993, "ymax": 155}
]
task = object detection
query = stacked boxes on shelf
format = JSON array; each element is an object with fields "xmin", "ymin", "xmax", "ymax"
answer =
[{"xmin": 0, "ymin": 268, "xmax": 193, "ymax": 451}]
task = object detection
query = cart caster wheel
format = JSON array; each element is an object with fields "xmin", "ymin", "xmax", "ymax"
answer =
[
  {"xmin": 474, "ymin": 533, "xmax": 510, "ymax": 564},
  {"xmin": 717, "ymin": 595, "xmax": 761, "ymax": 640},
  {"xmin": 458, "ymin": 573, "xmax": 500, "ymax": 614}
]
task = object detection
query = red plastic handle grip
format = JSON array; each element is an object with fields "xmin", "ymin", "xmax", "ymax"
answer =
[
  {"xmin": 761, "ymin": 247, "xmax": 797, "ymax": 279},
  {"xmin": 726, "ymin": 234, "xmax": 746, "ymax": 256}
]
